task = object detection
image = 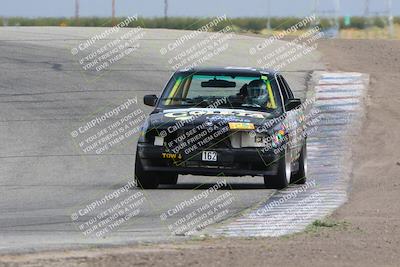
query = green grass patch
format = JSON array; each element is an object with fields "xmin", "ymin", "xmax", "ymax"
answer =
[
  {"xmin": 306, "ymin": 219, "xmax": 350, "ymax": 233},
  {"xmin": 1, "ymin": 16, "xmax": 399, "ymax": 32}
]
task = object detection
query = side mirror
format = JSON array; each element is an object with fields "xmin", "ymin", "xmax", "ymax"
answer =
[
  {"xmin": 143, "ymin": 95, "xmax": 158, "ymax": 107},
  {"xmin": 286, "ymin": 98, "xmax": 302, "ymax": 111}
]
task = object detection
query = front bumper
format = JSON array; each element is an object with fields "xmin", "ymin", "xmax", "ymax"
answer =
[{"xmin": 136, "ymin": 143, "xmax": 280, "ymax": 177}]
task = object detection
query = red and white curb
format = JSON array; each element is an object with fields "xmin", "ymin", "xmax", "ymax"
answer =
[{"xmin": 197, "ymin": 71, "xmax": 369, "ymax": 237}]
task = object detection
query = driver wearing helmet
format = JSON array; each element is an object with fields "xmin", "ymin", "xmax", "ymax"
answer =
[{"xmin": 247, "ymin": 79, "xmax": 275, "ymax": 109}]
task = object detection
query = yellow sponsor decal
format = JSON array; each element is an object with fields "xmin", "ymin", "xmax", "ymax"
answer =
[
  {"xmin": 261, "ymin": 75, "xmax": 277, "ymax": 109},
  {"xmin": 161, "ymin": 153, "xmax": 182, "ymax": 160},
  {"xmin": 165, "ymin": 77, "xmax": 182, "ymax": 105},
  {"xmin": 228, "ymin": 122, "xmax": 255, "ymax": 130}
]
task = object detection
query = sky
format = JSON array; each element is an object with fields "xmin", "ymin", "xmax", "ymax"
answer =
[{"xmin": 1, "ymin": 0, "xmax": 399, "ymax": 17}]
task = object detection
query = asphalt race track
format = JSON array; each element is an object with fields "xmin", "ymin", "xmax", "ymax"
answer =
[{"xmin": 0, "ymin": 27, "xmax": 324, "ymax": 253}]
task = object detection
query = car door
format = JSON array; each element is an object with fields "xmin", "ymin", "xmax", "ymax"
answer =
[{"xmin": 276, "ymin": 74, "xmax": 303, "ymax": 161}]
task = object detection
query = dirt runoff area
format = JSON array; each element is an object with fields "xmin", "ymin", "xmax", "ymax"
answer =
[{"xmin": 1, "ymin": 39, "xmax": 400, "ymax": 267}]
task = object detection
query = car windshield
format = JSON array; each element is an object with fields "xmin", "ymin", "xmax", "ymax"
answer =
[{"xmin": 159, "ymin": 73, "xmax": 283, "ymax": 114}]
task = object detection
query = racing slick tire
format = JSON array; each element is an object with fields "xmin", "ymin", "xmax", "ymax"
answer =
[
  {"xmin": 159, "ymin": 174, "xmax": 178, "ymax": 185},
  {"xmin": 135, "ymin": 153, "xmax": 160, "ymax": 189},
  {"xmin": 264, "ymin": 148, "xmax": 291, "ymax": 189},
  {"xmin": 291, "ymin": 143, "xmax": 307, "ymax": 185}
]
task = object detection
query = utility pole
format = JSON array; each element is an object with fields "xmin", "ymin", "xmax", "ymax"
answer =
[
  {"xmin": 75, "ymin": 0, "xmax": 80, "ymax": 25},
  {"xmin": 387, "ymin": 0, "xmax": 394, "ymax": 38},
  {"xmin": 313, "ymin": 0, "xmax": 320, "ymax": 27},
  {"xmin": 363, "ymin": 0, "xmax": 379, "ymax": 38},
  {"xmin": 164, "ymin": 0, "xmax": 168, "ymax": 20},
  {"xmin": 364, "ymin": 0, "xmax": 370, "ymax": 29},
  {"xmin": 266, "ymin": 0, "xmax": 271, "ymax": 30},
  {"xmin": 364, "ymin": 0, "xmax": 369, "ymax": 16},
  {"xmin": 313, "ymin": 0, "xmax": 319, "ymax": 15},
  {"xmin": 312, "ymin": 0, "xmax": 340, "ymax": 37},
  {"xmin": 334, "ymin": 0, "xmax": 340, "ymax": 30},
  {"xmin": 112, "ymin": 0, "xmax": 116, "ymax": 26}
]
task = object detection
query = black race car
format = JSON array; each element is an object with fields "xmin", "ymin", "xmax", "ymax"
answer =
[{"xmin": 135, "ymin": 67, "xmax": 307, "ymax": 189}]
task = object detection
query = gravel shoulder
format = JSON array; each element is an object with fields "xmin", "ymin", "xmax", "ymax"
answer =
[{"xmin": 1, "ymin": 39, "xmax": 399, "ymax": 267}]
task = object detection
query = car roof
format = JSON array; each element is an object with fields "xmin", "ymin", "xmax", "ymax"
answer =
[{"xmin": 175, "ymin": 67, "xmax": 279, "ymax": 76}]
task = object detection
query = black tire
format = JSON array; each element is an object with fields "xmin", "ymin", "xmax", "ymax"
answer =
[
  {"xmin": 291, "ymin": 143, "xmax": 307, "ymax": 185},
  {"xmin": 134, "ymin": 154, "xmax": 159, "ymax": 189},
  {"xmin": 264, "ymin": 148, "xmax": 291, "ymax": 189},
  {"xmin": 159, "ymin": 174, "xmax": 178, "ymax": 185}
]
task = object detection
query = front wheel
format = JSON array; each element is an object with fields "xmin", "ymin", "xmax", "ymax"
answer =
[
  {"xmin": 264, "ymin": 148, "xmax": 291, "ymax": 189},
  {"xmin": 135, "ymin": 153, "xmax": 159, "ymax": 189},
  {"xmin": 291, "ymin": 143, "xmax": 307, "ymax": 184}
]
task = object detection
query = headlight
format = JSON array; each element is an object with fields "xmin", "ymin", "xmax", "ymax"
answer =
[
  {"xmin": 138, "ymin": 120, "xmax": 165, "ymax": 147},
  {"xmin": 138, "ymin": 119, "xmax": 150, "ymax": 143}
]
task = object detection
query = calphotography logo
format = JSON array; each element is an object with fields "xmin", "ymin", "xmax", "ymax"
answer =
[
  {"xmin": 70, "ymin": 97, "xmax": 147, "ymax": 154},
  {"xmin": 70, "ymin": 15, "xmax": 145, "ymax": 78},
  {"xmin": 159, "ymin": 15, "xmax": 237, "ymax": 71},
  {"xmin": 71, "ymin": 179, "xmax": 146, "ymax": 238}
]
